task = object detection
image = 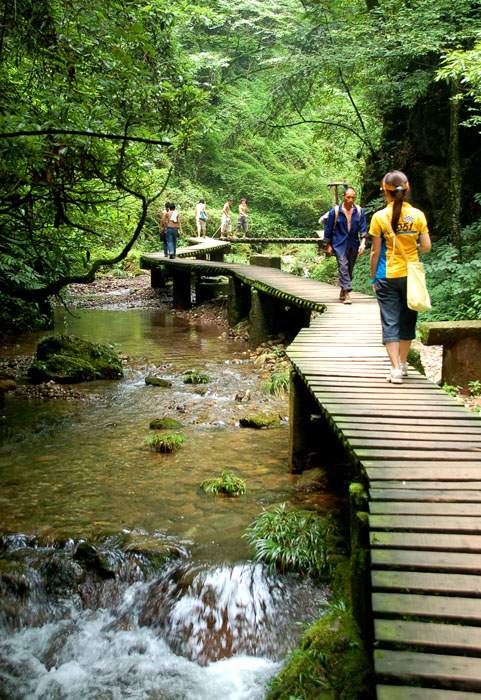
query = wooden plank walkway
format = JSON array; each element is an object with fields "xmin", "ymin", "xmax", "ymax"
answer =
[
  {"xmin": 143, "ymin": 241, "xmax": 481, "ymax": 696},
  {"xmin": 286, "ymin": 291, "xmax": 481, "ymax": 698}
]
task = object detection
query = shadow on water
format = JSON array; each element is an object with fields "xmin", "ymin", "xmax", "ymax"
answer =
[{"xmin": 0, "ymin": 308, "xmax": 332, "ymax": 699}]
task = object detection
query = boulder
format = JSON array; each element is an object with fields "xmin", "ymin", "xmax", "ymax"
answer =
[
  {"xmin": 145, "ymin": 376, "xmax": 172, "ymax": 387},
  {"xmin": 239, "ymin": 411, "xmax": 281, "ymax": 429},
  {"xmin": 28, "ymin": 334, "xmax": 123, "ymax": 383}
]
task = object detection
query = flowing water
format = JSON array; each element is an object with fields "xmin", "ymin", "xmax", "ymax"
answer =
[{"xmin": 0, "ymin": 307, "xmax": 331, "ymax": 699}]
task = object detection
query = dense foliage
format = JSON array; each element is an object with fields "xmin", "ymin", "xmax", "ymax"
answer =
[{"xmin": 1, "ymin": 0, "xmax": 481, "ymax": 329}]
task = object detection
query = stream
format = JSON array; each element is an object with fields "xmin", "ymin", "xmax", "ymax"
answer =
[{"xmin": 0, "ymin": 307, "xmax": 332, "ymax": 699}]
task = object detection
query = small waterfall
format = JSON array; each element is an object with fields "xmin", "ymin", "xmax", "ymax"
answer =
[{"xmin": 0, "ymin": 536, "xmax": 328, "ymax": 699}]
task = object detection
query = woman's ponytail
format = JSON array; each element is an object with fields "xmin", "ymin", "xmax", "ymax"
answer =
[{"xmin": 382, "ymin": 171, "xmax": 409, "ymax": 232}]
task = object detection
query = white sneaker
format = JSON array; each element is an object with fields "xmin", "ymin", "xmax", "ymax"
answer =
[
  {"xmin": 400, "ymin": 362, "xmax": 408, "ymax": 377},
  {"xmin": 387, "ymin": 369, "xmax": 403, "ymax": 384}
]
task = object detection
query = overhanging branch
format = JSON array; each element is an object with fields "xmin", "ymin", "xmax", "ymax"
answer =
[{"xmin": 0, "ymin": 128, "xmax": 173, "ymax": 146}]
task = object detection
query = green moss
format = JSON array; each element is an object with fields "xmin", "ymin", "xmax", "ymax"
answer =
[
  {"xmin": 28, "ymin": 334, "xmax": 123, "ymax": 383},
  {"xmin": 266, "ymin": 608, "xmax": 372, "ymax": 700},
  {"xmin": 149, "ymin": 417, "xmax": 183, "ymax": 430},
  {"xmin": 144, "ymin": 431, "xmax": 185, "ymax": 453},
  {"xmin": 406, "ymin": 348, "xmax": 425, "ymax": 376},
  {"xmin": 200, "ymin": 469, "xmax": 247, "ymax": 496},
  {"xmin": 239, "ymin": 411, "xmax": 281, "ymax": 428},
  {"xmin": 145, "ymin": 376, "xmax": 172, "ymax": 387},
  {"xmin": 183, "ymin": 369, "xmax": 211, "ymax": 384}
]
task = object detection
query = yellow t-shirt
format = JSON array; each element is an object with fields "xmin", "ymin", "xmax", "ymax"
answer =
[{"xmin": 369, "ymin": 202, "xmax": 429, "ymax": 278}]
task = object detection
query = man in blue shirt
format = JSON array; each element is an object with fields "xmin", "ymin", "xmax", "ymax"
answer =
[{"xmin": 324, "ymin": 187, "xmax": 367, "ymax": 304}]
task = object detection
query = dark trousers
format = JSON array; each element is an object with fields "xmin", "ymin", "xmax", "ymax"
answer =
[{"xmin": 335, "ymin": 244, "xmax": 358, "ymax": 291}]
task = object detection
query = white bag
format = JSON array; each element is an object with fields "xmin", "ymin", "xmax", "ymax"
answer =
[{"xmin": 406, "ymin": 260, "xmax": 431, "ymax": 312}]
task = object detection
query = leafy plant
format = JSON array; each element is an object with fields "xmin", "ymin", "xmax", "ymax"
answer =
[
  {"xmin": 468, "ymin": 380, "xmax": 481, "ymax": 398},
  {"xmin": 200, "ymin": 470, "xmax": 247, "ymax": 496},
  {"xmin": 183, "ymin": 369, "xmax": 211, "ymax": 384},
  {"xmin": 144, "ymin": 432, "xmax": 185, "ymax": 453},
  {"xmin": 442, "ymin": 383, "xmax": 462, "ymax": 397},
  {"xmin": 262, "ymin": 369, "xmax": 290, "ymax": 397},
  {"xmin": 244, "ymin": 503, "xmax": 330, "ymax": 577}
]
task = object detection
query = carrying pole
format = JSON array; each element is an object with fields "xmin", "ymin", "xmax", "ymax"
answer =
[{"xmin": 328, "ymin": 180, "xmax": 349, "ymax": 206}]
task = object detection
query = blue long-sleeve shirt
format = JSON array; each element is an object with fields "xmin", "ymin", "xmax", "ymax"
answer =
[{"xmin": 324, "ymin": 205, "xmax": 367, "ymax": 258}]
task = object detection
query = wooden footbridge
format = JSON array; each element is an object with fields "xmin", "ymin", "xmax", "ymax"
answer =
[{"xmin": 142, "ymin": 237, "xmax": 481, "ymax": 698}]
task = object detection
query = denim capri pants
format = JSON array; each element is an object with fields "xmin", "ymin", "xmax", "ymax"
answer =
[{"xmin": 374, "ymin": 277, "xmax": 417, "ymax": 344}]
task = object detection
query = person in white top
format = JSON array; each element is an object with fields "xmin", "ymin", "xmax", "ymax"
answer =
[
  {"xmin": 165, "ymin": 203, "xmax": 183, "ymax": 259},
  {"xmin": 195, "ymin": 198, "xmax": 208, "ymax": 238}
]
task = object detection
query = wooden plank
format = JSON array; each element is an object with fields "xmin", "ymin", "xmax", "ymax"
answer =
[
  {"xmin": 337, "ymin": 417, "xmax": 481, "ymax": 429},
  {"xmin": 375, "ymin": 648, "xmax": 481, "ymax": 688},
  {"xmin": 373, "ymin": 591, "xmax": 481, "ymax": 623},
  {"xmin": 370, "ymin": 531, "xmax": 481, "ymax": 552},
  {"xmin": 364, "ymin": 467, "xmax": 481, "ymax": 480},
  {"xmin": 356, "ymin": 440, "xmax": 481, "ymax": 452},
  {"xmin": 370, "ymin": 480, "xmax": 481, "ymax": 494},
  {"xmin": 360, "ymin": 450, "xmax": 481, "ymax": 461},
  {"xmin": 371, "ymin": 549, "xmax": 481, "ymax": 573},
  {"xmin": 370, "ymin": 502, "xmax": 481, "ymax": 515},
  {"xmin": 327, "ymin": 406, "xmax": 473, "ymax": 418},
  {"xmin": 375, "ymin": 619, "xmax": 481, "ymax": 654},
  {"xmin": 377, "ymin": 686, "xmax": 481, "ymax": 700},
  {"xmin": 369, "ymin": 514, "xmax": 481, "ymax": 533},
  {"xmin": 345, "ymin": 429, "xmax": 481, "ymax": 442},
  {"xmin": 371, "ymin": 570, "xmax": 481, "ymax": 595}
]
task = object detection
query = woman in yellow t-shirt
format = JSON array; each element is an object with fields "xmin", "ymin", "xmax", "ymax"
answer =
[{"xmin": 369, "ymin": 170, "xmax": 431, "ymax": 384}]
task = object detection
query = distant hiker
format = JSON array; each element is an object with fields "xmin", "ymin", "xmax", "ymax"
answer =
[
  {"xmin": 370, "ymin": 170, "xmax": 431, "ymax": 384},
  {"xmin": 159, "ymin": 201, "xmax": 170, "ymax": 257},
  {"xmin": 165, "ymin": 203, "xmax": 183, "ymax": 259},
  {"xmin": 235, "ymin": 198, "xmax": 249, "ymax": 238},
  {"xmin": 195, "ymin": 198, "xmax": 208, "ymax": 239},
  {"xmin": 324, "ymin": 187, "xmax": 367, "ymax": 304},
  {"xmin": 220, "ymin": 197, "xmax": 233, "ymax": 239}
]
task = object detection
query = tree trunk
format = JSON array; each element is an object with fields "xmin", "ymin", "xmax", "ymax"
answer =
[{"xmin": 448, "ymin": 80, "xmax": 462, "ymax": 257}]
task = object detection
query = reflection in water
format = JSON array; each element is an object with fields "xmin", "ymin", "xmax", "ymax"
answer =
[{"xmin": 0, "ymin": 308, "xmax": 331, "ymax": 699}]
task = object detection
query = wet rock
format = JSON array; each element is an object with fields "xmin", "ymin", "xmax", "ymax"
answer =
[
  {"xmin": 28, "ymin": 334, "xmax": 123, "ymax": 384},
  {"xmin": 145, "ymin": 375, "xmax": 172, "ymax": 387},
  {"xmin": 239, "ymin": 411, "xmax": 281, "ymax": 429},
  {"xmin": 149, "ymin": 416, "xmax": 183, "ymax": 430},
  {"xmin": 73, "ymin": 542, "xmax": 116, "ymax": 579},
  {"xmin": 294, "ymin": 467, "xmax": 330, "ymax": 492}
]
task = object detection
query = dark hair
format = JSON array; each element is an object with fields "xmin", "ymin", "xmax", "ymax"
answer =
[
  {"xmin": 199, "ymin": 198, "xmax": 205, "ymax": 203},
  {"xmin": 165, "ymin": 202, "xmax": 170, "ymax": 208},
  {"xmin": 382, "ymin": 171, "xmax": 409, "ymax": 233},
  {"xmin": 169, "ymin": 202, "xmax": 176, "ymax": 210}
]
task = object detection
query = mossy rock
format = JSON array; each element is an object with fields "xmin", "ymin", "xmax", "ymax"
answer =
[
  {"xmin": 266, "ymin": 609, "xmax": 373, "ymax": 700},
  {"xmin": 239, "ymin": 411, "xmax": 281, "ymax": 429},
  {"xmin": 407, "ymin": 347, "xmax": 425, "ymax": 376},
  {"xmin": 28, "ymin": 334, "xmax": 123, "ymax": 384},
  {"xmin": 294, "ymin": 467, "xmax": 329, "ymax": 492},
  {"xmin": 149, "ymin": 416, "xmax": 183, "ymax": 430},
  {"xmin": 145, "ymin": 376, "xmax": 172, "ymax": 387}
]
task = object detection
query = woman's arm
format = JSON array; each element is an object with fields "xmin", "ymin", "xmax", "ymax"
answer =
[
  {"xmin": 419, "ymin": 232, "xmax": 431, "ymax": 254},
  {"xmin": 370, "ymin": 236, "xmax": 381, "ymax": 289}
]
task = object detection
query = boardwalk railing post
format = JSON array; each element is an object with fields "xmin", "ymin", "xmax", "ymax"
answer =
[
  {"xmin": 172, "ymin": 269, "xmax": 192, "ymax": 310},
  {"xmin": 151, "ymin": 264, "xmax": 167, "ymax": 288},
  {"xmin": 209, "ymin": 249, "xmax": 224, "ymax": 262},
  {"xmin": 227, "ymin": 277, "xmax": 251, "ymax": 327},
  {"xmin": 288, "ymin": 368, "xmax": 319, "ymax": 473},
  {"xmin": 349, "ymin": 483, "xmax": 372, "ymax": 646}
]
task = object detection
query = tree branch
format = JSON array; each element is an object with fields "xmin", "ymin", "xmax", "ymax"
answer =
[{"xmin": 0, "ymin": 128, "xmax": 173, "ymax": 146}]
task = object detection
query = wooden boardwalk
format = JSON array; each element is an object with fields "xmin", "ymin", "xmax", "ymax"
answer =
[
  {"xmin": 143, "ymin": 240, "xmax": 481, "ymax": 696},
  {"xmin": 286, "ymin": 291, "xmax": 481, "ymax": 699}
]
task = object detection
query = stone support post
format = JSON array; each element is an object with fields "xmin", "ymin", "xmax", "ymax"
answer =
[
  {"xmin": 227, "ymin": 277, "xmax": 251, "ymax": 327},
  {"xmin": 172, "ymin": 269, "xmax": 192, "ymax": 310},
  {"xmin": 288, "ymin": 368, "xmax": 319, "ymax": 473},
  {"xmin": 349, "ymin": 483, "xmax": 372, "ymax": 646}
]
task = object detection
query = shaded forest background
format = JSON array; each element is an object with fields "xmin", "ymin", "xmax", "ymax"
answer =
[{"xmin": 1, "ymin": 0, "xmax": 481, "ymax": 332}]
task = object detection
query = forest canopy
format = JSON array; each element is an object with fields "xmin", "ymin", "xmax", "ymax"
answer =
[{"xmin": 1, "ymin": 0, "xmax": 481, "ymax": 329}]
